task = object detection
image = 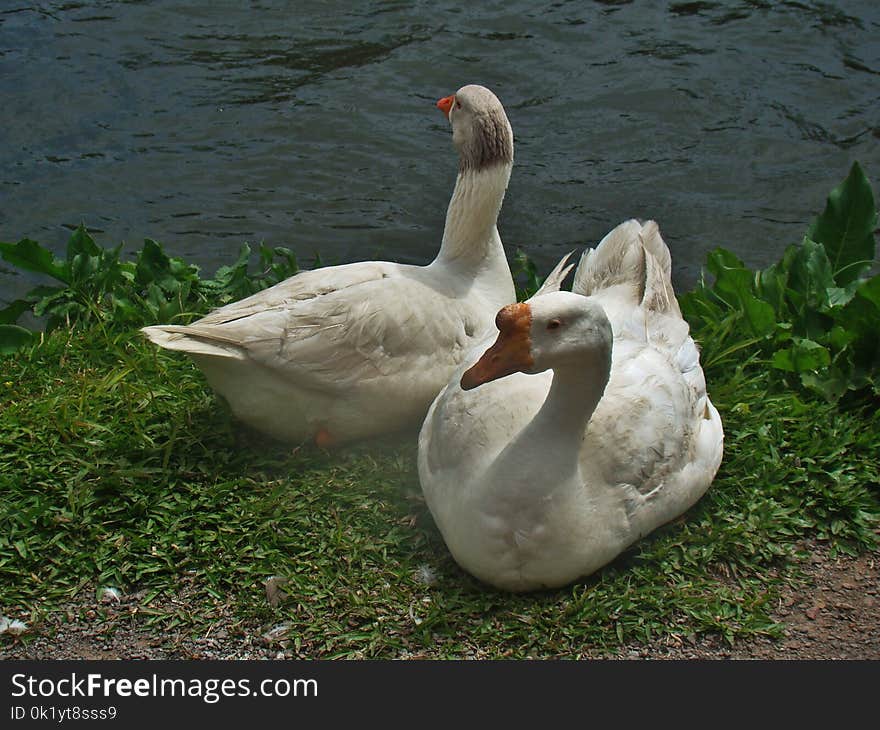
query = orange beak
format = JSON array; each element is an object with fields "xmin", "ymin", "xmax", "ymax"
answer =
[
  {"xmin": 461, "ymin": 303, "xmax": 533, "ymax": 390},
  {"xmin": 437, "ymin": 94, "xmax": 455, "ymax": 118}
]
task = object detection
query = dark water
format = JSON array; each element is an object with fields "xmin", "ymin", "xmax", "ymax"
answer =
[{"xmin": 2, "ymin": 1, "xmax": 879, "ymax": 303}]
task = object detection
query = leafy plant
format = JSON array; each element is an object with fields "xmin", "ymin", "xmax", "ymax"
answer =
[
  {"xmin": 0, "ymin": 227, "xmax": 301, "ymax": 351},
  {"xmin": 680, "ymin": 162, "xmax": 879, "ymax": 401},
  {"xmin": 512, "ymin": 248, "xmax": 543, "ymax": 301}
]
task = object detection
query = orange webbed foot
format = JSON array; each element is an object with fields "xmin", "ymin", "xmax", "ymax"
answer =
[{"xmin": 314, "ymin": 427, "xmax": 335, "ymax": 449}]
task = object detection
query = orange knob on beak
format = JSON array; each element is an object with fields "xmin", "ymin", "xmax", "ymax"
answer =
[
  {"xmin": 460, "ymin": 303, "xmax": 534, "ymax": 390},
  {"xmin": 437, "ymin": 94, "xmax": 454, "ymax": 118}
]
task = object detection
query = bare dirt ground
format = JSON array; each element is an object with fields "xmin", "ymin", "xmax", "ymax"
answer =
[
  {"xmin": 2, "ymin": 543, "xmax": 878, "ymax": 661},
  {"xmin": 618, "ymin": 544, "xmax": 880, "ymax": 660}
]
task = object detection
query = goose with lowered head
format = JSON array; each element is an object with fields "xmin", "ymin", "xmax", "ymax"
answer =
[
  {"xmin": 142, "ymin": 84, "xmax": 516, "ymax": 446},
  {"xmin": 418, "ymin": 220, "xmax": 724, "ymax": 591}
]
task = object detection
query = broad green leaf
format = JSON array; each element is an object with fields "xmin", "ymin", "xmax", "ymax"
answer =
[
  {"xmin": 69, "ymin": 251, "xmax": 101, "ymax": 284},
  {"xmin": 807, "ymin": 161, "xmax": 877, "ymax": 286},
  {"xmin": 833, "ymin": 289, "xmax": 880, "ymax": 381},
  {"xmin": 135, "ymin": 238, "xmax": 172, "ymax": 286},
  {"xmin": 66, "ymin": 225, "xmax": 101, "ymax": 260},
  {"xmin": 800, "ymin": 368, "xmax": 850, "ymax": 403},
  {"xmin": 855, "ymin": 273, "xmax": 880, "ymax": 308},
  {"xmin": 109, "ymin": 295, "xmax": 139, "ymax": 324},
  {"xmin": 32, "ymin": 289, "xmax": 71, "ymax": 317},
  {"xmin": 0, "ymin": 324, "xmax": 36, "ymax": 355},
  {"xmin": 259, "ymin": 245, "xmax": 298, "ymax": 286},
  {"xmin": 705, "ymin": 248, "xmax": 751, "ymax": 299},
  {"xmin": 837, "ymin": 282, "xmax": 880, "ymax": 340},
  {"xmin": 770, "ymin": 348, "xmax": 796, "ymax": 373},
  {"xmin": 740, "ymin": 294, "xmax": 776, "ymax": 336},
  {"xmin": 0, "ymin": 299, "xmax": 33, "ymax": 325},
  {"xmin": 211, "ymin": 244, "xmax": 252, "ymax": 295},
  {"xmin": 826, "ymin": 285, "xmax": 858, "ymax": 309},
  {"xmin": 786, "ymin": 238, "xmax": 836, "ymax": 313},
  {"xmin": 757, "ymin": 246, "xmax": 796, "ymax": 316},
  {"xmin": 679, "ymin": 288, "xmax": 724, "ymax": 327},
  {"xmin": 702, "ymin": 248, "xmax": 776, "ymax": 336},
  {"xmin": 0, "ymin": 238, "xmax": 68, "ymax": 282},
  {"xmin": 771, "ymin": 338, "xmax": 831, "ymax": 373},
  {"xmin": 26, "ymin": 284, "xmax": 65, "ymax": 300},
  {"xmin": 827, "ymin": 324, "xmax": 855, "ymax": 351},
  {"xmin": 136, "ymin": 239, "xmax": 199, "ymax": 293},
  {"xmin": 168, "ymin": 255, "xmax": 200, "ymax": 282}
]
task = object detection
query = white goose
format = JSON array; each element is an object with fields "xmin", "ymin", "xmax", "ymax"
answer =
[
  {"xmin": 142, "ymin": 85, "xmax": 516, "ymax": 446},
  {"xmin": 418, "ymin": 220, "xmax": 724, "ymax": 591}
]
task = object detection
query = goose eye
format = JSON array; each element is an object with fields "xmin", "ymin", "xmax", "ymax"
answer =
[{"xmin": 547, "ymin": 319, "xmax": 562, "ymax": 331}]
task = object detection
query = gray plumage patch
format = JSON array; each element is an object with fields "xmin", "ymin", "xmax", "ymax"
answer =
[{"xmin": 460, "ymin": 108, "xmax": 514, "ymax": 173}]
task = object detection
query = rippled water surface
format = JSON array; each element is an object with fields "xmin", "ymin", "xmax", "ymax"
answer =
[{"xmin": 2, "ymin": 1, "xmax": 879, "ymax": 300}]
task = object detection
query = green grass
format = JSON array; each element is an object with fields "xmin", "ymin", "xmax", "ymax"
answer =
[
  {"xmin": 1, "ymin": 163, "xmax": 879, "ymax": 657},
  {"xmin": 0, "ymin": 317, "xmax": 877, "ymax": 657}
]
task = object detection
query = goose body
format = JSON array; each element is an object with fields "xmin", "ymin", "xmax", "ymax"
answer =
[
  {"xmin": 142, "ymin": 85, "xmax": 516, "ymax": 445},
  {"xmin": 418, "ymin": 220, "xmax": 723, "ymax": 591}
]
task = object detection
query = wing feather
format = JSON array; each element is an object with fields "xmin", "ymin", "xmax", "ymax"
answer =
[{"xmin": 145, "ymin": 261, "xmax": 479, "ymax": 394}]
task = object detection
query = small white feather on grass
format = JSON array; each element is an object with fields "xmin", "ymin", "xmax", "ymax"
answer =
[{"xmin": 0, "ymin": 616, "xmax": 28, "ymax": 636}]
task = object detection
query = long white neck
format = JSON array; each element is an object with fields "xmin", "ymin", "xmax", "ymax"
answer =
[
  {"xmin": 486, "ymin": 360, "xmax": 610, "ymax": 505},
  {"xmin": 432, "ymin": 161, "xmax": 512, "ymax": 271},
  {"xmin": 526, "ymin": 363, "xmax": 608, "ymax": 473}
]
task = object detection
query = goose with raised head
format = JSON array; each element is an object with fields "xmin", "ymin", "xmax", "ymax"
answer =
[
  {"xmin": 418, "ymin": 220, "xmax": 723, "ymax": 591},
  {"xmin": 142, "ymin": 85, "xmax": 516, "ymax": 446}
]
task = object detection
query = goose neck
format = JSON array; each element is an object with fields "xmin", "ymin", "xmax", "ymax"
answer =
[
  {"xmin": 480, "ymin": 361, "xmax": 609, "ymax": 512},
  {"xmin": 530, "ymin": 361, "xmax": 610, "ymax": 456},
  {"xmin": 434, "ymin": 161, "xmax": 511, "ymax": 267}
]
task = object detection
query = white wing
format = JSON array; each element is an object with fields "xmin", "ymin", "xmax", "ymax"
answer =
[{"xmin": 143, "ymin": 261, "xmax": 484, "ymax": 394}]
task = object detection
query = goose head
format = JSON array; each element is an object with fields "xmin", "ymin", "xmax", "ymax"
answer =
[
  {"xmin": 437, "ymin": 84, "xmax": 514, "ymax": 172},
  {"xmin": 461, "ymin": 291, "xmax": 613, "ymax": 390}
]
